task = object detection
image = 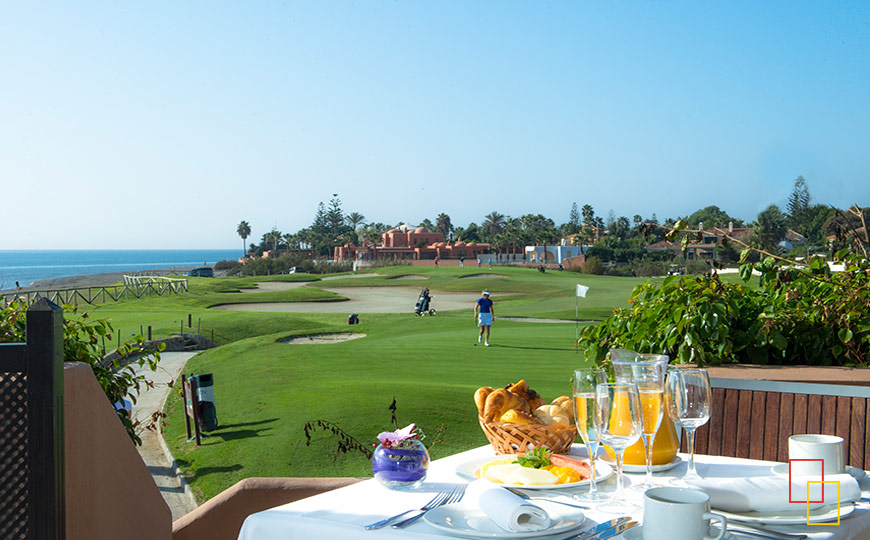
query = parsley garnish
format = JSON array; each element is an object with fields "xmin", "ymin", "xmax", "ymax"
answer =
[{"xmin": 516, "ymin": 447, "xmax": 551, "ymax": 469}]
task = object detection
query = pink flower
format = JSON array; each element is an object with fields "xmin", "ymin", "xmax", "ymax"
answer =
[{"xmin": 377, "ymin": 423, "xmax": 418, "ymax": 448}]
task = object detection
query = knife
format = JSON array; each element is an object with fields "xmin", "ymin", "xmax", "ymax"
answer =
[
  {"xmin": 559, "ymin": 516, "xmax": 631, "ymax": 540},
  {"xmin": 592, "ymin": 521, "xmax": 638, "ymax": 540}
]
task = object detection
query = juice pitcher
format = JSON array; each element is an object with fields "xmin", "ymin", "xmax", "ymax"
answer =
[{"xmin": 606, "ymin": 349, "xmax": 679, "ymax": 466}]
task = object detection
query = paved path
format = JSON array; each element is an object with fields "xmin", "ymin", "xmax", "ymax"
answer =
[{"xmin": 132, "ymin": 351, "xmax": 199, "ymax": 521}]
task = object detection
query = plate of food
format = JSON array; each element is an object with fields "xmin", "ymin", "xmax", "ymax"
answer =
[{"xmin": 456, "ymin": 448, "xmax": 612, "ymax": 490}]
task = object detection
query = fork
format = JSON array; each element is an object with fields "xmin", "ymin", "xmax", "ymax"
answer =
[
  {"xmin": 392, "ymin": 483, "xmax": 467, "ymax": 528},
  {"xmin": 364, "ymin": 490, "xmax": 451, "ymax": 530},
  {"xmin": 504, "ymin": 487, "xmax": 591, "ymax": 509}
]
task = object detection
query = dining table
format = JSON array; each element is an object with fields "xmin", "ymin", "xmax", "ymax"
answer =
[{"xmin": 237, "ymin": 444, "xmax": 870, "ymax": 539}]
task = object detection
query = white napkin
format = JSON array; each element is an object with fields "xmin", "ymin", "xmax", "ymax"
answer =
[
  {"xmin": 688, "ymin": 473, "xmax": 860, "ymax": 513},
  {"xmin": 465, "ymin": 479, "xmax": 553, "ymax": 532}
]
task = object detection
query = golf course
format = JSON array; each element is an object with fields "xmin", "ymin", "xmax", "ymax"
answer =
[{"xmin": 83, "ymin": 265, "xmax": 654, "ymax": 501}]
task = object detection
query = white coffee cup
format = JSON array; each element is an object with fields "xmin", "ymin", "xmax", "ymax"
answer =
[
  {"xmin": 789, "ymin": 434, "xmax": 846, "ymax": 476},
  {"xmin": 643, "ymin": 487, "xmax": 727, "ymax": 540}
]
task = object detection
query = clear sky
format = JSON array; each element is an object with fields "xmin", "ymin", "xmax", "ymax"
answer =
[{"xmin": 2, "ymin": 1, "xmax": 868, "ymax": 248}]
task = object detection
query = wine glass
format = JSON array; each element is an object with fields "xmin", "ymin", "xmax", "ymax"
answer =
[
  {"xmin": 666, "ymin": 368, "xmax": 711, "ymax": 483},
  {"xmin": 595, "ymin": 382, "xmax": 642, "ymax": 513},
  {"xmin": 623, "ymin": 355, "xmax": 668, "ymax": 491},
  {"xmin": 572, "ymin": 368, "xmax": 609, "ymax": 502}
]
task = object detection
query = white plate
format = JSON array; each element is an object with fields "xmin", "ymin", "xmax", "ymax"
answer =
[
  {"xmin": 714, "ymin": 502, "xmax": 855, "ymax": 525},
  {"xmin": 424, "ymin": 500, "xmax": 586, "ymax": 538},
  {"xmin": 770, "ymin": 463, "xmax": 867, "ymax": 480},
  {"xmin": 600, "ymin": 455, "xmax": 682, "ymax": 474},
  {"xmin": 455, "ymin": 456, "xmax": 613, "ymax": 489},
  {"xmin": 619, "ymin": 526, "xmax": 734, "ymax": 539}
]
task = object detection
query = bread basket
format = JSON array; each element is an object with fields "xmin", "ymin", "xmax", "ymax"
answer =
[{"xmin": 478, "ymin": 416, "xmax": 576, "ymax": 455}]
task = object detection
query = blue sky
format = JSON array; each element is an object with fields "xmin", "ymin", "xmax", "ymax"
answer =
[{"xmin": 2, "ymin": 2, "xmax": 868, "ymax": 248}]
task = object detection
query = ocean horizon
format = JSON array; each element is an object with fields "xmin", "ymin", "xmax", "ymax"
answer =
[{"xmin": 0, "ymin": 249, "xmax": 240, "ymax": 289}]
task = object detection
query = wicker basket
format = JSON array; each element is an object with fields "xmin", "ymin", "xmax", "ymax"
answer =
[{"xmin": 478, "ymin": 416, "xmax": 576, "ymax": 455}]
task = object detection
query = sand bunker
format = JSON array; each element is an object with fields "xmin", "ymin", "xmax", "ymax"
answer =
[
  {"xmin": 386, "ymin": 275, "xmax": 427, "ymax": 280},
  {"xmin": 213, "ymin": 287, "xmax": 484, "ymax": 313},
  {"xmin": 280, "ymin": 333, "xmax": 366, "ymax": 344},
  {"xmin": 238, "ymin": 281, "xmax": 309, "ymax": 293},
  {"xmin": 457, "ymin": 273, "xmax": 506, "ymax": 279}
]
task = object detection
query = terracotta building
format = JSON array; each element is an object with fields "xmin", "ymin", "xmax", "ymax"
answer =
[{"xmin": 333, "ymin": 225, "xmax": 490, "ymax": 261}]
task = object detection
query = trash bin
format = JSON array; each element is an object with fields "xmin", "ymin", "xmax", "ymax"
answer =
[{"xmin": 191, "ymin": 373, "xmax": 218, "ymax": 432}]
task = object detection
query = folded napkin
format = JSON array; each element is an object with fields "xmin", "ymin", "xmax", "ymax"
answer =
[
  {"xmin": 688, "ymin": 473, "xmax": 860, "ymax": 513},
  {"xmin": 465, "ymin": 479, "xmax": 552, "ymax": 532}
]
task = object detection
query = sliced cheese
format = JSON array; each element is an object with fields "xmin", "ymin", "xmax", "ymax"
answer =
[
  {"xmin": 508, "ymin": 466, "xmax": 559, "ymax": 486},
  {"xmin": 482, "ymin": 463, "xmax": 519, "ymax": 484}
]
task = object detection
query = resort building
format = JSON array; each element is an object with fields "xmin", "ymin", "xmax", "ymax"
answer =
[{"xmin": 333, "ymin": 225, "xmax": 490, "ymax": 261}]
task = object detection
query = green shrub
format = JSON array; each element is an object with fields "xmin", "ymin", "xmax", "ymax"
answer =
[
  {"xmin": 582, "ymin": 256, "xmax": 605, "ymax": 275},
  {"xmin": 214, "ymin": 259, "xmax": 238, "ymax": 270},
  {"xmin": 0, "ymin": 301, "xmax": 163, "ymax": 444},
  {"xmin": 577, "ymin": 249, "xmax": 870, "ymax": 367}
]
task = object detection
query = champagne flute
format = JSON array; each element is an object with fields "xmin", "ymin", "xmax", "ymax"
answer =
[
  {"xmin": 595, "ymin": 382, "xmax": 642, "ymax": 513},
  {"xmin": 572, "ymin": 368, "xmax": 609, "ymax": 502},
  {"xmin": 666, "ymin": 368, "xmax": 711, "ymax": 483},
  {"xmin": 624, "ymin": 355, "xmax": 668, "ymax": 491}
]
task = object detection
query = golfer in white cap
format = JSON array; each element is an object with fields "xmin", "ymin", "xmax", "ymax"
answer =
[{"xmin": 474, "ymin": 290, "xmax": 494, "ymax": 346}]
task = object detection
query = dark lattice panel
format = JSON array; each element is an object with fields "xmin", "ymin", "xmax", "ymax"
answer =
[{"xmin": 0, "ymin": 372, "xmax": 28, "ymax": 540}]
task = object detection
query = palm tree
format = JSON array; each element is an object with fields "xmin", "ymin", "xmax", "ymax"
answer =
[
  {"xmin": 237, "ymin": 220, "xmax": 251, "ymax": 257},
  {"xmin": 435, "ymin": 213, "xmax": 453, "ymax": 237},
  {"xmin": 345, "ymin": 212, "xmax": 366, "ymax": 231},
  {"xmin": 264, "ymin": 228, "xmax": 281, "ymax": 252},
  {"xmin": 483, "ymin": 211, "xmax": 506, "ymax": 238}
]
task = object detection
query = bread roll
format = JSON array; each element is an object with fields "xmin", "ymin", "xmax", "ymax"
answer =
[
  {"xmin": 474, "ymin": 387, "xmax": 494, "ymax": 416},
  {"xmin": 533, "ymin": 404, "xmax": 571, "ymax": 426},
  {"xmin": 551, "ymin": 396, "xmax": 575, "ymax": 422}
]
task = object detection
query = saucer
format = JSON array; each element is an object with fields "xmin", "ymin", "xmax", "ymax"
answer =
[
  {"xmin": 770, "ymin": 463, "xmax": 867, "ymax": 479},
  {"xmin": 619, "ymin": 525, "xmax": 734, "ymax": 539}
]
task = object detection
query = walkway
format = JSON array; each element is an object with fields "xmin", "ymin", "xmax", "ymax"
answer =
[{"xmin": 132, "ymin": 351, "xmax": 199, "ymax": 521}]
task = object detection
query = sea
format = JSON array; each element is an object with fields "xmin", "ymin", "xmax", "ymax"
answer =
[{"xmin": 0, "ymin": 249, "xmax": 240, "ymax": 289}]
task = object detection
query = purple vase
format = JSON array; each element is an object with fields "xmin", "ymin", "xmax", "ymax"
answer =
[{"xmin": 372, "ymin": 439, "xmax": 429, "ymax": 490}]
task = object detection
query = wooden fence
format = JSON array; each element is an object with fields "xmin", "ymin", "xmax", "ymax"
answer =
[
  {"xmin": 1, "ymin": 278, "xmax": 188, "ymax": 307},
  {"xmin": 0, "ymin": 298, "xmax": 66, "ymax": 539}
]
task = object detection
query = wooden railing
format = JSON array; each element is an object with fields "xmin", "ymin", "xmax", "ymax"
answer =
[{"xmin": 1, "ymin": 278, "xmax": 188, "ymax": 307}]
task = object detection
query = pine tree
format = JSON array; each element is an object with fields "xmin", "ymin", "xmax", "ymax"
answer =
[{"xmin": 568, "ymin": 203, "xmax": 581, "ymax": 234}]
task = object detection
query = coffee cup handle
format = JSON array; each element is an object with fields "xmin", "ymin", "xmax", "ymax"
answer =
[{"xmin": 703, "ymin": 512, "xmax": 728, "ymax": 540}]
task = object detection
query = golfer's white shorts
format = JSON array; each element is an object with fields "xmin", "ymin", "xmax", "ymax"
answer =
[{"xmin": 478, "ymin": 313, "xmax": 493, "ymax": 326}]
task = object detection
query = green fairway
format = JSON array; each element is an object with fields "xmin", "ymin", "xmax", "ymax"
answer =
[{"xmin": 80, "ymin": 265, "xmax": 651, "ymax": 501}]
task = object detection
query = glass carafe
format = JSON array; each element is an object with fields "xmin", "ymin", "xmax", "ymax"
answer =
[{"xmin": 605, "ymin": 349, "xmax": 679, "ymax": 466}]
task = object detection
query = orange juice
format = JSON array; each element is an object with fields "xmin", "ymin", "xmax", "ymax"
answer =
[{"xmin": 604, "ymin": 396, "xmax": 679, "ymax": 465}]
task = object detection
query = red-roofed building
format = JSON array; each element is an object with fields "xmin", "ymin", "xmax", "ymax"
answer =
[{"xmin": 333, "ymin": 225, "xmax": 490, "ymax": 261}]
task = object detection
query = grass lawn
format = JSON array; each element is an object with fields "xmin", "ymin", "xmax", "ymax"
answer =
[{"xmin": 78, "ymin": 265, "xmax": 657, "ymax": 501}]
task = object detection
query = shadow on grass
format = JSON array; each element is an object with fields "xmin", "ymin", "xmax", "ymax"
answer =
[
  {"xmin": 177, "ymin": 462, "xmax": 244, "ymax": 481},
  {"xmin": 212, "ymin": 428, "xmax": 274, "ymax": 442},
  {"xmin": 488, "ymin": 344, "xmax": 576, "ymax": 352},
  {"xmin": 216, "ymin": 418, "xmax": 279, "ymax": 429}
]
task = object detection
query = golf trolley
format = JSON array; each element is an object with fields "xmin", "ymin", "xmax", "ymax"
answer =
[{"xmin": 414, "ymin": 288, "xmax": 436, "ymax": 316}]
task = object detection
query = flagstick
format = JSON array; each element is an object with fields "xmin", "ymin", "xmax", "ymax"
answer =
[{"xmin": 575, "ymin": 293, "xmax": 579, "ymax": 353}]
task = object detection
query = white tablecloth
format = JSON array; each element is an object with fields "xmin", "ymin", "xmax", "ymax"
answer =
[{"xmin": 237, "ymin": 444, "xmax": 870, "ymax": 539}]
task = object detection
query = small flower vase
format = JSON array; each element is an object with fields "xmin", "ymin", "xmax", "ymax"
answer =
[{"xmin": 371, "ymin": 439, "xmax": 429, "ymax": 490}]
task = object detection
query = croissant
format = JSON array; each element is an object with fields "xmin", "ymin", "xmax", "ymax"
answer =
[
  {"xmin": 506, "ymin": 379, "xmax": 529, "ymax": 398},
  {"xmin": 483, "ymin": 388, "xmax": 531, "ymax": 422},
  {"xmin": 474, "ymin": 387, "xmax": 494, "ymax": 416},
  {"xmin": 527, "ymin": 389, "xmax": 546, "ymax": 411},
  {"xmin": 499, "ymin": 409, "xmax": 537, "ymax": 425}
]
